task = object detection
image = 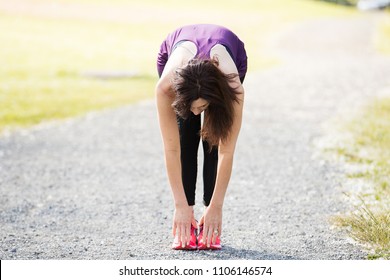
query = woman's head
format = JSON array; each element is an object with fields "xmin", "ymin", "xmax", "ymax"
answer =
[{"xmin": 172, "ymin": 57, "xmax": 241, "ymax": 148}]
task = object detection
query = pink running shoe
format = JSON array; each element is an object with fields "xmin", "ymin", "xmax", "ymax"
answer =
[
  {"xmin": 197, "ymin": 225, "xmax": 221, "ymax": 250},
  {"xmin": 172, "ymin": 225, "xmax": 198, "ymax": 250}
]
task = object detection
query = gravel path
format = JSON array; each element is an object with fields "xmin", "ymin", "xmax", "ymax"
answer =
[{"xmin": 1, "ymin": 13, "xmax": 390, "ymax": 260}]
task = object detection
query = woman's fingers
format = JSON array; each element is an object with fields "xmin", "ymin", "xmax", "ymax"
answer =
[
  {"xmin": 179, "ymin": 224, "xmax": 185, "ymax": 247},
  {"xmin": 202, "ymin": 224, "xmax": 221, "ymax": 247},
  {"xmin": 187, "ymin": 224, "xmax": 192, "ymax": 245},
  {"xmin": 201, "ymin": 205, "xmax": 223, "ymax": 246},
  {"xmin": 172, "ymin": 221, "xmax": 176, "ymax": 237},
  {"xmin": 192, "ymin": 218, "xmax": 198, "ymax": 228},
  {"xmin": 174, "ymin": 222, "xmax": 191, "ymax": 247},
  {"xmin": 173, "ymin": 205, "xmax": 194, "ymax": 247},
  {"xmin": 183, "ymin": 224, "xmax": 191, "ymax": 247},
  {"xmin": 207, "ymin": 227, "xmax": 214, "ymax": 247},
  {"xmin": 211, "ymin": 225, "xmax": 221, "ymax": 245},
  {"xmin": 199, "ymin": 216, "xmax": 204, "ymax": 227}
]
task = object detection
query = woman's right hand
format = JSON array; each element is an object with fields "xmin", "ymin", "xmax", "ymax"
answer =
[{"xmin": 172, "ymin": 205, "xmax": 196, "ymax": 248}]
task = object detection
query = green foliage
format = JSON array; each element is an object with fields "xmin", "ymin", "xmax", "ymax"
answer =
[{"xmin": 317, "ymin": 0, "xmax": 358, "ymax": 6}]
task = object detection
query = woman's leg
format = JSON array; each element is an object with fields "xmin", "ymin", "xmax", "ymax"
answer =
[
  {"xmin": 177, "ymin": 113, "xmax": 201, "ymax": 206},
  {"xmin": 202, "ymin": 141, "xmax": 218, "ymax": 206}
]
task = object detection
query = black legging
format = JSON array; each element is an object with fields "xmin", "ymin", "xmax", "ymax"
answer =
[
  {"xmin": 177, "ymin": 75, "xmax": 245, "ymax": 207},
  {"xmin": 177, "ymin": 113, "xmax": 218, "ymax": 206}
]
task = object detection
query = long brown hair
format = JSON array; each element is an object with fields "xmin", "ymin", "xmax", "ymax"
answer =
[{"xmin": 172, "ymin": 57, "xmax": 241, "ymax": 148}]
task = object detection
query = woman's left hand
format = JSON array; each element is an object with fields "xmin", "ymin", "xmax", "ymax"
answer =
[{"xmin": 199, "ymin": 205, "xmax": 222, "ymax": 247}]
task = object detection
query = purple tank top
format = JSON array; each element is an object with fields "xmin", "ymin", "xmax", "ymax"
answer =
[{"xmin": 157, "ymin": 24, "xmax": 247, "ymax": 81}]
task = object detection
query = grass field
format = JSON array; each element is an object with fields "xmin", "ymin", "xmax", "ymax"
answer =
[
  {"xmin": 375, "ymin": 11, "xmax": 390, "ymax": 54},
  {"xmin": 329, "ymin": 98, "xmax": 390, "ymax": 259},
  {"xmin": 0, "ymin": 0, "xmax": 357, "ymax": 132},
  {"xmin": 329, "ymin": 9, "xmax": 390, "ymax": 260}
]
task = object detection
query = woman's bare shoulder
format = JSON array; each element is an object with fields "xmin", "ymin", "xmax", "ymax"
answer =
[
  {"xmin": 160, "ymin": 42, "xmax": 196, "ymax": 78},
  {"xmin": 210, "ymin": 44, "xmax": 242, "ymax": 87},
  {"xmin": 210, "ymin": 44, "xmax": 238, "ymax": 74}
]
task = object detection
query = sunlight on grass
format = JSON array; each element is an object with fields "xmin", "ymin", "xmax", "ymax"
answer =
[
  {"xmin": 329, "ymin": 98, "xmax": 390, "ymax": 259},
  {"xmin": 0, "ymin": 13, "xmax": 159, "ymax": 131},
  {"xmin": 333, "ymin": 200, "xmax": 390, "ymax": 259},
  {"xmin": 375, "ymin": 12, "xmax": 390, "ymax": 54},
  {"xmin": 0, "ymin": 0, "xmax": 358, "ymax": 133},
  {"xmin": 0, "ymin": 76, "xmax": 155, "ymax": 130}
]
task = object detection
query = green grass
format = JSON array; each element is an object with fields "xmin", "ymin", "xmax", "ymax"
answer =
[
  {"xmin": 375, "ymin": 11, "xmax": 390, "ymax": 54},
  {"xmin": 0, "ymin": 13, "xmax": 159, "ymax": 131},
  {"xmin": 333, "ymin": 201, "xmax": 390, "ymax": 259},
  {"xmin": 329, "ymin": 98, "xmax": 390, "ymax": 259},
  {"xmin": 0, "ymin": 0, "xmax": 357, "ymax": 133}
]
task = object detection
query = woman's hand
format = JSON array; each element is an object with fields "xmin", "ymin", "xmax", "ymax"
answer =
[
  {"xmin": 172, "ymin": 205, "xmax": 196, "ymax": 248},
  {"xmin": 199, "ymin": 205, "xmax": 222, "ymax": 247}
]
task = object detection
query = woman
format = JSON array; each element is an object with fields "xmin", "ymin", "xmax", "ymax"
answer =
[{"xmin": 155, "ymin": 24, "xmax": 247, "ymax": 250}]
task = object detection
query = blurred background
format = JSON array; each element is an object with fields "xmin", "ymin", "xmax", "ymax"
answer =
[{"xmin": 0, "ymin": 0, "xmax": 389, "ymax": 133}]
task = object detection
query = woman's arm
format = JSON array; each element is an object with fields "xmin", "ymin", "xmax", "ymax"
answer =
[
  {"xmin": 155, "ymin": 83, "xmax": 187, "ymax": 207},
  {"xmin": 156, "ymin": 41, "xmax": 198, "ymax": 208},
  {"xmin": 155, "ymin": 82, "xmax": 194, "ymax": 247},
  {"xmin": 155, "ymin": 44, "xmax": 197, "ymax": 247},
  {"xmin": 210, "ymin": 85, "xmax": 244, "ymax": 208},
  {"xmin": 201, "ymin": 86, "xmax": 244, "ymax": 247}
]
